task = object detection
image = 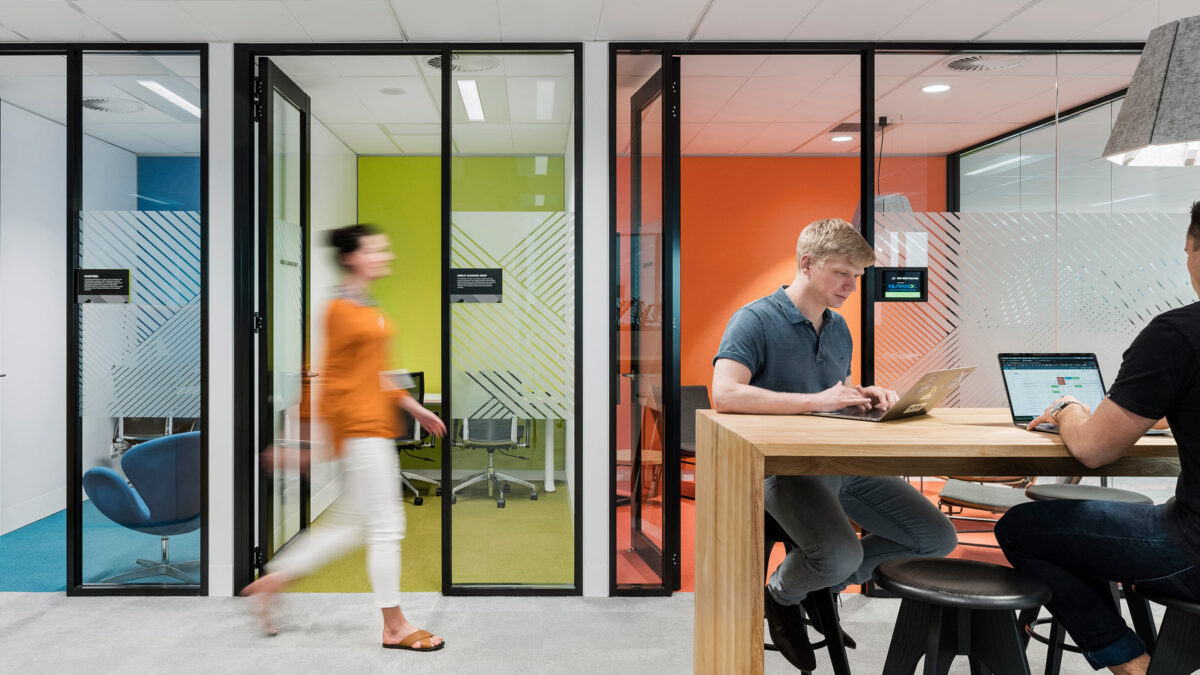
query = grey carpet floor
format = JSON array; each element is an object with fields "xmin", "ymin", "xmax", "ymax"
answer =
[{"xmin": 0, "ymin": 590, "xmax": 1158, "ymax": 673}]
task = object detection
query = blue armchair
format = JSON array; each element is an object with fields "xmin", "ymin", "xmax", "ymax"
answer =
[{"xmin": 82, "ymin": 431, "xmax": 201, "ymax": 584}]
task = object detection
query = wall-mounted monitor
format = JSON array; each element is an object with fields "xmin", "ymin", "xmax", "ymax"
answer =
[{"xmin": 876, "ymin": 267, "xmax": 927, "ymax": 302}]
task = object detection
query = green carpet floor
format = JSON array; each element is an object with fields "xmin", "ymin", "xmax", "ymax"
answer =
[{"xmin": 286, "ymin": 481, "xmax": 573, "ymax": 593}]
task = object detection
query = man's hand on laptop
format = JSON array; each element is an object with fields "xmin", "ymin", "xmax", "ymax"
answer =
[
  {"xmin": 857, "ymin": 385, "xmax": 900, "ymax": 411},
  {"xmin": 1026, "ymin": 395, "xmax": 1091, "ymax": 431},
  {"xmin": 813, "ymin": 383, "xmax": 872, "ymax": 412}
]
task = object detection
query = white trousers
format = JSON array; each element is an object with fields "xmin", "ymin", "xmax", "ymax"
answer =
[{"xmin": 268, "ymin": 436, "xmax": 406, "ymax": 608}]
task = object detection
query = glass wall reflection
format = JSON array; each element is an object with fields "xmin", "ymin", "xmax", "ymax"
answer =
[
  {"xmin": 78, "ymin": 51, "xmax": 202, "ymax": 586},
  {"xmin": 449, "ymin": 50, "xmax": 575, "ymax": 588}
]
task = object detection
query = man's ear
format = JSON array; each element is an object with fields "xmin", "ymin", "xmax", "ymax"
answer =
[{"xmin": 799, "ymin": 254, "xmax": 813, "ymax": 275}]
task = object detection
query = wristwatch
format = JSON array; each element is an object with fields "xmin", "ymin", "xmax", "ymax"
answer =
[{"xmin": 1049, "ymin": 399, "xmax": 1081, "ymax": 422}]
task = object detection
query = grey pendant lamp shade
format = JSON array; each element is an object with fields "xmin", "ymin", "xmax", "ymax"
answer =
[{"xmin": 1104, "ymin": 15, "xmax": 1200, "ymax": 166}]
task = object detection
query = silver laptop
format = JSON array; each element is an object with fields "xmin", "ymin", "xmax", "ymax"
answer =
[
  {"xmin": 997, "ymin": 353, "xmax": 1169, "ymax": 435},
  {"xmin": 812, "ymin": 367, "xmax": 975, "ymax": 422}
]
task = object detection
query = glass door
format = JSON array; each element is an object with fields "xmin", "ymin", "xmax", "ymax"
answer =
[
  {"xmin": 615, "ymin": 52, "xmax": 681, "ymax": 592},
  {"xmin": 257, "ymin": 58, "xmax": 311, "ymax": 561}
]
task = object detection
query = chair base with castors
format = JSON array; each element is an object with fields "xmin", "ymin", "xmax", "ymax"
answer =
[
  {"xmin": 400, "ymin": 472, "xmax": 439, "ymax": 506},
  {"xmin": 451, "ymin": 466, "xmax": 538, "ymax": 508},
  {"xmin": 874, "ymin": 557, "xmax": 1051, "ymax": 675},
  {"xmin": 102, "ymin": 535, "xmax": 199, "ymax": 584}
]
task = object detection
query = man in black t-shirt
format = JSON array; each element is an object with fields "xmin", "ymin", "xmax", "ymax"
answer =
[{"xmin": 996, "ymin": 202, "xmax": 1200, "ymax": 675}]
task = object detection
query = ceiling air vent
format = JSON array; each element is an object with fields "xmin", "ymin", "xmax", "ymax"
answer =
[
  {"xmin": 944, "ymin": 54, "xmax": 1026, "ymax": 72},
  {"xmin": 424, "ymin": 54, "xmax": 500, "ymax": 72},
  {"xmin": 828, "ymin": 119, "xmax": 900, "ymax": 134},
  {"xmin": 82, "ymin": 97, "xmax": 143, "ymax": 114}
]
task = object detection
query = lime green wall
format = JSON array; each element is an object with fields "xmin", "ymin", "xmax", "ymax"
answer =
[{"xmin": 357, "ymin": 155, "xmax": 565, "ymax": 393}]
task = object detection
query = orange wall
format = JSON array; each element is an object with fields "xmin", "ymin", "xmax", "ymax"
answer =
[{"xmin": 681, "ymin": 156, "xmax": 946, "ymax": 390}]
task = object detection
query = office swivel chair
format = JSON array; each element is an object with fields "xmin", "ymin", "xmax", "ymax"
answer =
[
  {"xmin": 82, "ymin": 431, "xmax": 201, "ymax": 583},
  {"xmin": 451, "ymin": 418, "xmax": 538, "ymax": 508},
  {"xmin": 391, "ymin": 370, "xmax": 440, "ymax": 506},
  {"xmin": 678, "ymin": 385, "xmax": 710, "ymax": 500}
]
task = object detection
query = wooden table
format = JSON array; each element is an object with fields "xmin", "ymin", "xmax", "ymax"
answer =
[{"xmin": 693, "ymin": 408, "xmax": 1181, "ymax": 675}]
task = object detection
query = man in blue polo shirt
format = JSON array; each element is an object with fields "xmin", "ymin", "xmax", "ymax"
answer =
[
  {"xmin": 712, "ymin": 218, "xmax": 957, "ymax": 671},
  {"xmin": 997, "ymin": 204, "xmax": 1200, "ymax": 675}
]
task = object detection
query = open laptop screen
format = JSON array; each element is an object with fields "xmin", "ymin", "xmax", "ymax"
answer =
[{"xmin": 998, "ymin": 353, "xmax": 1106, "ymax": 423}]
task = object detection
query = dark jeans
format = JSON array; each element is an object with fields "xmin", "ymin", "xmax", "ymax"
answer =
[{"xmin": 996, "ymin": 500, "xmax": 1200, "ymax": 670}]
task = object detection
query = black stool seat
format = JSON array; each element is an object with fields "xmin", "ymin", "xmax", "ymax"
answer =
[
  {"xmin": 1135, "ymin": 587, "xmax": 1200, "ymax": 614},
  {"xmin": 1025, "ymin": 483, "xmax": 1154, "ymax": 504},
  {"xmin": 874, "ymin": 558, "xmax": 1051, "ymax": 610}
]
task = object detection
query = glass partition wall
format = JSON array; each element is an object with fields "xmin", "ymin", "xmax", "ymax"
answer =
[
  {"xmin": 70, "ymin": 47, "xmax": 207, "ymax": 593},
  {"xmin": 234, "ymin": 45, "xmax": 582, "ymax": 595}
]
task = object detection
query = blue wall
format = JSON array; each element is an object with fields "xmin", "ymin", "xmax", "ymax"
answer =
[{"xmin": 137, "ymin": 156, "xmax": 200, "ymax": 212}]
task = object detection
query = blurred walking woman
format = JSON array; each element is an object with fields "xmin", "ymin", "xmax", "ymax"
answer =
[{"xmin": 242, "ymin": 224, "xmax": 446, "ymax": 652}]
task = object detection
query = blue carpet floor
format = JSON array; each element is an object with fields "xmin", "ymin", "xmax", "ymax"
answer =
[{"xmin": 0, "ymin": 501, "xmax": 200, "ymax": 591}]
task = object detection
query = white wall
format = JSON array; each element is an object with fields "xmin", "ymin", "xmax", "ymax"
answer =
[
  {"xmin": 0, "ymin": 101, "xmax": 138, "ymax": 535},
  {"xmin": 308, "ymin": 116, "xmax": 357, "ymax": 518},
  {"xmin": 0, "ymin": 102, "xmax": 66, "ymax": 535},
  {"xmin": 581, "ymin": 41, "xmax": 610, "ymax": 597}
]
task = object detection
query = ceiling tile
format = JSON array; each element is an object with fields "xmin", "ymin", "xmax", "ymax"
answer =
[
  {"xmin": 271, "ymin": 56, "xmax": 341, "ymax": 79},
  {"xmin": 178, "ymin": 0, "xmax": 312, "ymax": 41},
  {"xmin": 142, "ymin": 124, "xmax": 201, "ymax": 153},
  {"xmin": 497, "ymin": 0, "xmax": 602, "ymax": 40},
  {"xmin": 74, "ymin": 1, "xmax": 212, "ymax": 42},
  {"xmin": 327, "ymin": 123, "xmax": 398, "ymax": 154},
  {"xmin": 506, "ymin": 76, "xmax": 572, "ymax": 123},
  {"xmin": 284, "ymin": 0, "xmax": 404, "ymax": 41},
  {"xmin": 738, "ymin": 123, "xmax": 827, "ymax": 154},
  {"xmin": 883, "ymin": 0, "xmax": 1032, "ymax": 41},
  {"xmin": 693, "ymin": 0, "xmax": 820, "ymax": 41},
  {"xmin": 348, "ymin": 76, "xmax": 440, "ymax": 122},
  {"xmin": 452, "ymin": 75, "xmax": 509, "ymax": 124},
  {"xmin": 788, "ymin": 0, "xmax": 927, "ymax": 41},
  {"xmin": 390, "ymin": 134, "xmax": 441, "ymax": 153},
  {"xmin": 384, "ymin": 123, "xmax": 440, "ymax": 135},
  {"xmin": 330, "ymin": 55, "xmax": 425, "ymax": 77},
  {"xmin": 390, "ymin": 0, "xmax": 502, "ymax": 40},
  {"xmin": 681, "ymin": 77, "xmax": 746, "ymax": 125},
  {"xmin": 682, "ymin": 54, "xmax": 767, "ymax": 78},
  {"xmin": 0, "ymin": 55, "xmax": 65, "ymax": 76},
  {"xmin": 710, "ymin": 79, "xmax": 820, "ymax": 124},
  {"xmin": 0, "ymin": 24, "xmax": 27, "ymax": 41},
  {"xmin": 0, "ymin": 1, "xmax": 118, "ymax": 41},
  {"xmin": 980, "ymin": 0, "xmax": 1148, "ymax": 41},
  {"xmin": 1064, "ymin": 0, "xmax": 1159, "ymax": 41},
  {"xmin": 685, "ymin": 123, "xmax": 768, "ymax": 154},
  {"xmin": 752, "ymin": 53, "xmax": 855, "ymax": 78},
  {"xmin": 596, "ymin": 0, "xmax": 711, "ymax": 41},
  {"xmin": 452, "ymin": 123, "xmax": 513, "ymax": 153},
  {"xmin": 511, "ymin": 123, "xmax": 569, "ymax": 153},
  {"xmin": 503, "ymin": 53, "xmax": 574, "ymax": 77}
]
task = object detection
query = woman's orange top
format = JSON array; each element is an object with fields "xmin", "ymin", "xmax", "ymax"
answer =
[{"xmin": 318, "ymin": 296, "xmax": 410, "ymax": 456}]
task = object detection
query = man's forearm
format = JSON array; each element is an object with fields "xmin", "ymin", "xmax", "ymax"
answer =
[
  {"xmin": 1057, "ymin": 405, "xmax": 1112, "ymax": 469},
  {"xmin": 713, "ymin": 383, "xmax": 816, "ymax": 414}
]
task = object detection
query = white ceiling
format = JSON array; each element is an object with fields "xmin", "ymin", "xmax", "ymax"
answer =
[
  {"xmin": 0, "ymin": 1, "xmax": 1188, "ymax": 155},
  {"xmin": 0, "ymin": 0, "xmax": 1197, "ymax": 43}
]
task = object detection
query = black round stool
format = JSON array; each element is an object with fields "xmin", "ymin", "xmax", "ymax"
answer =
[
  {"xmin": 764, "ymin": 513, "xmax": 852, "ymax": 675},
  {"xmin": 1019, "ymin": 483, "xmax": 1157, "ymax": 675},
  {"xmin": 1132, "ymin": 586, "xmax": 1200, "ymax": 675},
  {"xmin": 874, "ymin": 557, "xmax": 1050, "ymax": 675}
]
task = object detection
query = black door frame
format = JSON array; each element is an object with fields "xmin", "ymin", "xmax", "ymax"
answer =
[
  {"xmin": 233, "ymin": 42, "xmax": 585, "ymax": 597},
  {"xmin": 256, "ymin": 58, "xmax": 312, "ymax": 566},
  {"xmin": 607, "ymin": 40, "xmax": 1144, "ymax": 596}
]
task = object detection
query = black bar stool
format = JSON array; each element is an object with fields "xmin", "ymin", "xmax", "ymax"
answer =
[
  {"xmin": 874, "ymin": 557, "xmax": 1051, "ymax": 674},
  {"xmin": 764, "ymin": 513, "xmax": 853, "ymax": 675},
  {"xmin": 1018, "ymin": 483, "xmax": 1158, "ymax": 675},
  {"xmin": 1133, "ymin": 586, "xmax": 1200, "ymax": 675}
]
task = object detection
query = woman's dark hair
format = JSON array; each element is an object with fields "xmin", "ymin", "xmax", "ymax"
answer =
[{"xmin": 327, "ymin": 223, "xmax": 379, "ymax": 268}]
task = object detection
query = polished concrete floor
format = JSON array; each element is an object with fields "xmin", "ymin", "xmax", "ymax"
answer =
[{"xmin": 0, "ymin": 590, "xmax": 1156, "ymax": 673}]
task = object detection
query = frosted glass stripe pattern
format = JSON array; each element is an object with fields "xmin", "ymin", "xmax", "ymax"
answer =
[
  {"xmin": 450, "ymin": 212, "xmax": 574, "ymax": 420},
  {"xmin": 875, "ymin": 211, "xmax": 1057, "ymax": 408},
  {"xmin": 273, "ymin": 218, "xmax": 304, "ymax": 414},
  {"xmin": 875, "ymin": 211, "xmax": 1191, "ymax": 409},
  {"xmin": 79, "ymin": 210, "xmax": 201, "ymax": 418}
]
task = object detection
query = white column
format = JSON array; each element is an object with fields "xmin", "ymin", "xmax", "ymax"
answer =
[
  {"xmin": 581, "ymin": 40, "xmax": 610, "ymax": 598},
  {"xmin": 207, "ymin": 42, "xmax": 235, "ymax": 597}
]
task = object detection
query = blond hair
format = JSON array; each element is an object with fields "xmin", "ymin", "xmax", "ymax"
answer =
[{"xmin": 796, "ymin": 218, "xmax": 875, "ymax": 269}]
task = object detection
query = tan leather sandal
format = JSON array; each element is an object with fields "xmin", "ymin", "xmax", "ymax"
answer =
[{"xmin": 382, "ymin": 629, "xmax": 445, "ymax": 652}]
